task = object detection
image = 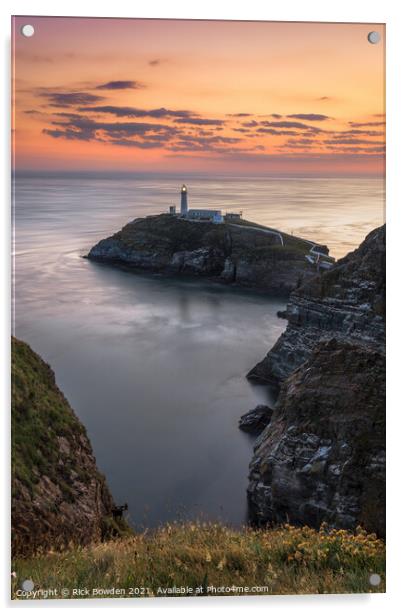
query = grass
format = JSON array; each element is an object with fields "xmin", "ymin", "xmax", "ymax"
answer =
[
  {"xmin": 224, "ymin": 218, "xmax": 316, "ymax": 255},
  {"xmin": 11, "ymin": 337, "xmax": 90, "ymax": 499},
  {"xmin": 113, "ymin": 214, "xmax": 316, "ymax": 260},
  {"xmin": 11, "ymin": 521, "xmax": 385, "ymax": 599}
]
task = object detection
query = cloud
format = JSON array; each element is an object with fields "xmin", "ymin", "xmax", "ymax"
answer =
[
  {"xmin": 95, "ymin": 80, "xmax": 144, "ymax": 90},
  {"xmin": 324, "ymin": 138, "xmax": 383, "ymax": 145},
  {"xmin": 242, "ymin": 120, "xmax": 259, "ymax": 128},
  {"xmin": 226, "ymin": 113, "xmax": 252, "ymax": 117},
  {"xmin": 243, "ymin": 119, "xmax": 323, "ymax": 133},
  {"xmin": 39, "ymin": 90, "xmax": 105, "ymax": 108},
  {"xmin": 149, "ymin": 59, "xmax": 162, "ymax": 67},
  {"xmin": 333, "ymin": 129, "xmax": 383, "ymax": 137},
  {"xmin": 166, "ymin": 133, "xmax": 243, "ymax": 153},
  {"xmin": 287, "ymin": 113, "xmax": 331, "ymax": 121},
  {"xmin": 261, "ymin": 120, "xmax": 323, "ymax": 132},
  {"xmin": 167, "ymin": 140, "xmax": 263, "ymax": 154},
  {"xmin": 348, "ymin": 121, "xmax": 385, "ymax": 128},
  {"xmin": 285, "ymin": 138, "xmax": 315, "ymax": 145},
  {"xmin": 79, "ymin": 105, "xmax": 195, "ymax": 119},
  {"xmin": 256, "ymin": 128, "xmax": 299, "ymax": 136},
  {"xmin": 104, "ymin": 138, "xmax": 165, "ymax": 148},
  {"xmin": 325, "ymin": 145, "xmax": 385, "ymax": 154},
  {"xmin": 43, "ymin": 114, "xmax": 180, "ymax": 145},
  {"xmin": 42, "ymin": 109, "xmax": 257, "ymax": 155},
  {"xmin": 173, "ymin": 117, "xmax": 226, "ymax": 126}
]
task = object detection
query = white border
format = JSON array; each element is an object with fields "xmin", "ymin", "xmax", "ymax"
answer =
[{"xmin": 1, "ymin": 1, "xmax": 401, "ymax": 613}]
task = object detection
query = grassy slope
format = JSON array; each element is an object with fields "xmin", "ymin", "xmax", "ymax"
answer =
[
  {"xmin": 11, "ymin": 337, "xmax": 92, "ymax": 500},
  {"xmin": 12, "ymin": 522, "xmax": 385, "ymax": 598},
  {"xmin": 114, "ymin": 215, "xmax": 315, "ymax": 258},
  {"xmin": 227, "ymin": 217, "xmax": 314, "ymax": 254}
]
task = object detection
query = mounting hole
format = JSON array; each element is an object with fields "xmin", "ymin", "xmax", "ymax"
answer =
[
  {"xmin": 21, "ymin": 24, "xmax": 35, "ymax": 38},
  {"xmin": 369, "ymin": 573, "xmax": 381, "ymax": 586},
  {"xmin": 367, "ymin": 31, "xmax": 380, "ymax": 44},
  {"xmin": 21, "ymin": 579, "xmax": 34, "ymax": 591}
]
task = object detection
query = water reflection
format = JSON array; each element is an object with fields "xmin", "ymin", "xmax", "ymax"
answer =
[{"xmin": 13, "ymin": 175, "xmax": 384, "ymax": 527}]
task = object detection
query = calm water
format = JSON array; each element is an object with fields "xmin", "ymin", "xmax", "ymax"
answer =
[{"xmin": 13, "ymin": 175, "xmax": 384, "ymax": 528}]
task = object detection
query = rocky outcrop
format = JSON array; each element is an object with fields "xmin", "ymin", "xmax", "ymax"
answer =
[
  {"xmin": 246, "ymin": 225, "xmax": 385, "ymax": 536},
  {"xmin": 239, "ymin": 405, "xmax": 274, "ymax": 434},
  {"xmin": 248, "ymin": 339, "xmax": 385, "ymax": 537},
  {"xmin": 248, "ymin": 225, "xmax": 385, "ymax": 384},
  {"xmin": 87, "ymin": 214, "xmax": 332, "ymax": 295},
  {"xmin": 11, "ymin": 337, "xmax": 116, "ymax": 556}
]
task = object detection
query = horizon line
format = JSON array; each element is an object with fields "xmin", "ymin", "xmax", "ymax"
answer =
[{"xmin": 12, "ymin": 169, "xmax": 385, "ymax": 181}]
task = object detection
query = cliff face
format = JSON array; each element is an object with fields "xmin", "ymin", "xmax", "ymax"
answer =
[
  {"xmin": 248, "ymin": 225, "xmax": 385, "ymax": 384},
  {"xmin": 246, "ymin": 225, "xmax": 385, "ymax": 535},
  {"xmin": 87, "ymin": 214, "xmax": 331, "ymax": 295},
  {"xmin": 248, "ymin": 339, "xmax": 385, "ymax": 537},
  {"xmin": 12, "ymin": 337, "xmax": 115, "ymax": 556}
]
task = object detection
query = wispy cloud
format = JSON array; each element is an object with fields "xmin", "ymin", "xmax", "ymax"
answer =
[
  {"xmin": 226, "ymin": 112, "xmax": 252, "ymax": 117},
  {"xmin": 287, "ymin": 113, "xmax": 331, "ymax": 121},
  {"xmin": 174, "ymin": 117, "xmax": 226, "ymax": 126},
  {"xmin": 324, "ymin": 138, "xmax": 383, "ymax": 145},
  {"xmin": 38, "ymin": 90, "xmax": 105, "ymax": 108},
  {"xmin": 79, "ymin": 105, "xmax": 195, "ymax": 119},
  {"xmin": 95, "ymin": 80, "xmax": 145, "ymax": 90},
  {"xmin": 348, "ymin": 121, "xmax": 385, "ymax": 128},
  {"xmin": 148, "ymin": 59, "xmax": 163, "ymax": 67},
  {"xmin": 261, "ymin": 120, "xmax": 324, "ymax": 132}
]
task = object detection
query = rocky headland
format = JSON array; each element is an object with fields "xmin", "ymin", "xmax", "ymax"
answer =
[
  {"xmin": 87, "ymin": 214, "xmax": 333, "ymax": 295},
  {"xmin": 245, "ymin": 225, "xmax": 385, "ymax": 536},
  {"xmin": 11, "ymin": 337, "xmax": 121, "ymax": 556},
  {"xmin": 248, "ymin": 224, "xmax": 385, "ymax": 384},
  {"xmin": 238, "ymin": 404, "xmax": 274, "ymax": 435}
]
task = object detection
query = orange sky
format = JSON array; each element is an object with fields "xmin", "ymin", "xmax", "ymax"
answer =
[{"xmin": 12, "ymin": 17, "xmax": 385, "ymax": 176}]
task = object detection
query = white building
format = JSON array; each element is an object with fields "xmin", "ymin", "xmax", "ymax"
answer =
[
  {"xmin": 225, "ymin": 212, "xmax": 242, "ymax": 221},
  {"xmin": 172, "ymin": 184, "xmax": 223, "ymax": 223},
  {"xmin": 187, "ymin": 209, "xmax": 223, "ymax": 223}
]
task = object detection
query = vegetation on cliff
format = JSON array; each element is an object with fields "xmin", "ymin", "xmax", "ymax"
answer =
[
  {"xmin": 12, "ymin": 521, "xmax": 385, "ymax": 598},
  {"xmin": 11, "ymin": 337, "xmax": 123, "ymax": 556},
  {"xmin": 94, "ymin": 214, "xmax": 315, "ymax": 258}
]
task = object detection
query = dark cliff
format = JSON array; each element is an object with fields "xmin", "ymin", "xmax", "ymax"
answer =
[
  {"xmin": 12, "ymin": 337, "xmax": 116, "ymax": 556},
  {"xmin": 87, "ymin": 214, "xmax": 333, "ymax": 295},
  {"xmin": 246, "ymin": 225, "xmax": 385, "ymax": 535},
  {"xmin": 248, "ymin": 224, "xmax": 385, "ymax": 384},
  {"xmin": 248, "ymin": 339, "xmax": 385, "ymax": 537}
]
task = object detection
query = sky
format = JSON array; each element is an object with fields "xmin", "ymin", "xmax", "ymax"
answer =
[{"xmin": 12, "ymin": 17, "xmax": 385, "ymax": 176}]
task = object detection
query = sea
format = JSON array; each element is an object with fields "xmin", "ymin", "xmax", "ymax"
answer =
[{"xmin": 12, "ymin": 174, "xmax": 385, "ymax": 528}]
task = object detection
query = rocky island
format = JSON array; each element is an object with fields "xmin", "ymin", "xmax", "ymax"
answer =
[
  {"xmin": 87, "ymin": 213, "xmax": 334, "ymax": 295},
  {"xmin": 246, "ymin": 225, "xmax": 385, "ymax": 537}
]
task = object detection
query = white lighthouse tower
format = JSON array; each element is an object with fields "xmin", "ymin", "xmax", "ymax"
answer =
[{"xmin": 180, "ymin": 184, "xmax": 188, "ymax": 216}]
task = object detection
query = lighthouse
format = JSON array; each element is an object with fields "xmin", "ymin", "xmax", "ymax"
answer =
[{"xmin": 180, "ymin": 184, "xmax": 188, "ymax": 216}]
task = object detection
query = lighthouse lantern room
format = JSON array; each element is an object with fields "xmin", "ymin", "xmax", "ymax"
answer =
[{"xmin": 180, "ymin": 184, "xmax": 188, "ymax": 215}]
